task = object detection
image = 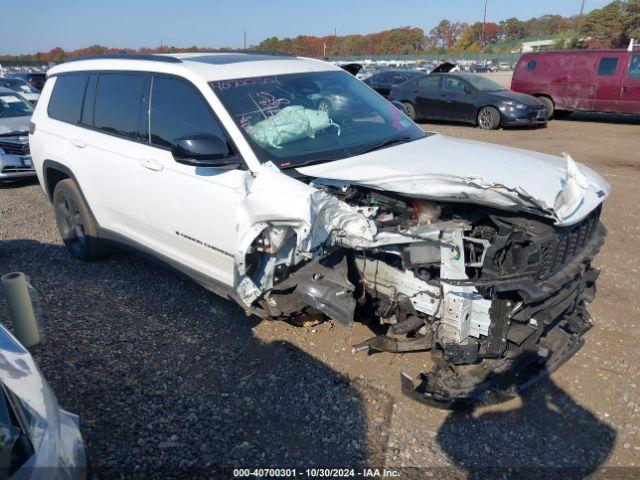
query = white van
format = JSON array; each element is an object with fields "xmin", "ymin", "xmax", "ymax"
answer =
[{"xmin": 30, "ymin": 53, "xmax": 610, "ymax": 406}]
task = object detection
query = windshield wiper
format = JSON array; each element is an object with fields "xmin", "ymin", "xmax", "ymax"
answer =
[
  {"xmin": 353, "ymin": 135, "xmax": 414, "ymax": 156},
  {"xmin": 282, "ymin": 157, "xmax": 340, "ymax": 170}
]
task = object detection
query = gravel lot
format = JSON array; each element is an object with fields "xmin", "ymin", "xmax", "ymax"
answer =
[{"xmin": 1, "ymin": 94, "xmax": 640, "ymax": 478}]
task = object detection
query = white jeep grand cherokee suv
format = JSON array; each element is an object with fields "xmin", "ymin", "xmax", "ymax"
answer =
[{"xmin": 29, "ymin": 53, "xmax": 610, "ymax": 407}]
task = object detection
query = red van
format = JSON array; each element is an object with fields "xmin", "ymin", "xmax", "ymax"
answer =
[{"xmin": 511, "ymin": 49, "xmax": 640, "ymax": 117}]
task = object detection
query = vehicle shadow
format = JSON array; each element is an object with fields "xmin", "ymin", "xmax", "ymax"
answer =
[
  {"xmin": 436, "ymin": 353, "xmax": 616, "ymax": 480},
  {"xmin": 0, "ymin": 177, "xmax": 39, "ymax": 189},
  {"xmin": 558, "ymin": 112, "xmax": 640, "ymax": 125},
  {"xmin": 0, "ymin": 239, "xmax": 386, "ymax": 479}
]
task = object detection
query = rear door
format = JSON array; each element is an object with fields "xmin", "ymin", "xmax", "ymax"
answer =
[
  {"xmin": 414, "ymin": 75, "xmax": 442, "ymax": 119},
  {"xmin": 72, "ymin": 72, "xmax": 151, "ymax": 240},
  {"xmin": 592, "ymin": 54, "xmax": 623, "ymax": 112},
  {"xmin": 620, "ymin": 53, "xmax": 640, "ymax": 114}
]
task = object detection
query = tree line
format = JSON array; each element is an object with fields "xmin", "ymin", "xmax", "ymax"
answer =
[{"xmin": 2, "ymin": 0, "xmax": 639, "ymax": 63}]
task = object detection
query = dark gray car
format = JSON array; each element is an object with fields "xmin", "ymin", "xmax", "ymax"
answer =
[{"xmin": 389, "ymin": 73, "xmax": 548, "ymax": 129}]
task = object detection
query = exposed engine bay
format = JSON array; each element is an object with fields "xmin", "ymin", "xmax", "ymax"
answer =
[{"xmin": 232, "ymin": 161, "xmax": 606, "ymax": 408}]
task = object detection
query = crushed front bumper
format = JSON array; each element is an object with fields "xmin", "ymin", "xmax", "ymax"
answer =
[
  {"xmin": 500, "ymin": 107, "xmax": 548, "ymax": 127},
  {"xmin": 400, "ymin": 223, "xmax": 606, "ymax": 409},
  {"xmin": 0, "ymin": 154, "xmax": 35, "ymax": 179}
]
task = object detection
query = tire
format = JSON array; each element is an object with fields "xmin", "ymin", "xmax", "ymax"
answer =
[
  {"xmin": 402, "ymin": 101, "xmax": 416, "ymax": 121},
  {"xmin": 554, "ymin": 109, "xmax": 573, "ymax": 119},
  {"xmin": 477, "ymin": 106, "xmax": 501, "ymax": 130},
  {"xmin": 53, "ymin": 179, "xmax": 106, "ymax": 261},
  {"xmin": 536, "ymin": 96, "xmax": 555, "ymax": 119}
]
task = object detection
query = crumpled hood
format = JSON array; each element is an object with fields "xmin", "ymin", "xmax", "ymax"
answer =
[
  {"xmin": 297, "ymin": 134, "xmax": 610, "ymax": 226},
  {"xmin": 0, "ymin": 115, "xmax": 30, "ymax": 136}
]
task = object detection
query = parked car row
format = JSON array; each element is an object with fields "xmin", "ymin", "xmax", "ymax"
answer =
[
  {"xmin": 0, "ymin": 78, "xmax": 40, "ymax": 104},
  {"xmin": 0, "ymin": 87, "xmax": 35, "ymax": 181},
  {"xmin": 389, "ymin": 73, "xmax": 548, "ymax": 129},
  {"xmin": 361, "ymin": 63, "xmax": 548, "ymax": 129}
]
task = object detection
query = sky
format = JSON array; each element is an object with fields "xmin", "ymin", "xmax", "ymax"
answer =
[{"xmin": 1, "ymin": 0, "xmax": 613, "ymax": 55}]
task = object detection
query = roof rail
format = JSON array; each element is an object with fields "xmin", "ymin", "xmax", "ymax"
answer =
[
  {"xmin": 190, "ymin": 49, "xmax": 293, "ymax": 57},
  {"xmin": 63, "ymin": 54, "xmax": 182, "ymax": 64}
]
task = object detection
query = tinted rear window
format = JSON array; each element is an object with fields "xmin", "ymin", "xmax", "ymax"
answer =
[
  {"xmin": 48, "ymin": 73, "xmax": 89, "ymax": 124},
  {"xmin": 597, "ymin": 57, "xmax": 619, "ymax": 76},
  {"xmin": 94, "ymin": 73, "xmax": 149, "ymax": 140}
]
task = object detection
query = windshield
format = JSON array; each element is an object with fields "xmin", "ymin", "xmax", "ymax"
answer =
[
  {"xmin": 0, "ymin": 79, "xmax": 38, "ymax": 94},
  {"xmin": 0, "ymin": 93, "xmax": 33, "ymax": 118},
  {"xmin": 211, "ymin": 71, "xmax": 425, "ymax": 168},
  {"xmin": 465, "ymin": 76, "xmax": 504, "ymax": 92}
]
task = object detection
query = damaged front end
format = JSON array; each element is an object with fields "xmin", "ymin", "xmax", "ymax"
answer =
[{"xmin": 234, "ymin": 161, "xmax": 607, "ymax": 408}]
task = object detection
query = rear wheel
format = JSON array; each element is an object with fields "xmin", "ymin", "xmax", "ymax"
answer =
[
  {"xmin": 536, "ymin": 96, "xmax": 555, "ymax": 118},
  {"xmin": 477, "ymin": 106, "xmax": 501, "ymax": 130},
  {"xmin": 402, "ymin": 102, "xmax": 416, "ymax": 121},
  {"xmin": 53, "ymin": 179, "xmax": 106, "ymax": 261}
]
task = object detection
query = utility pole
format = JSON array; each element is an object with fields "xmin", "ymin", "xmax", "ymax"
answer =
[
  {"xmin": 480, "ymin": 0, "xmax": 488, "ymax": 47},
  {"xmin": 577, "ymin": 0, "xmax": 586, "ymax": 34},
  {"xmin": 243, "ymin": 30, "xmax": 247, "ymax": 50}
]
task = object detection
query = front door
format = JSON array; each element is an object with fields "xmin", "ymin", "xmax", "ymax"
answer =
[
  {"xmin": 592, "ymin": 55, "xmax": 623, "ymax": 112},
  {"xmin": 132, "ymin": 75, "xmax": 243, "ymax": 287},
  {"xmin": 441, "ymin": 76, "xmax": 477, "ymax": 122},
  {"xmin": 620, "ymin": 53, "xmax": 640, "ymax": 114}
]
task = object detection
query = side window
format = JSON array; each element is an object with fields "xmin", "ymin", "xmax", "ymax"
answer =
[
  {"xmin": 392, "ymin": 74, "xmax": 407, "ymax": 85},
  {"xmin": 149, "ymin": 76, "xmax": 229, "ymax": 150},
  {"xmin": 47, "ymin": 73, "xmax": 89, "ymax": 124},
  {"xmin": 597, "ymin": 57, "xmax": 619, "ymax": 76},
  {"xmin": 443, "ymin": 77, "xmax": 468, "ymax": 93},
  {"xmin": 379, "ymin": 73, "xmax": 393, "ymax": 84},
  {"xmin": 629, "ymin": 54, "xmax": 640, "ymax": 78},
  {"xmin": 94, "ymin": 73, "xmax": 149, "ymax": 141},
  {"xmin": 527, "ymin": 60, "xmax": 538, "ymax": 71},
  {"xmin": 370, "ymin": 73, "xmax": 384, "ymax": 84},
  {"xmin": 418, "ymin": 76, "xmax": 440, "ymax": 91}
]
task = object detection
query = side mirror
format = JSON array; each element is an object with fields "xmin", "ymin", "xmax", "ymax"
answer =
[
  {"xmin": 391, "ymin": 100, "xmax": 408, "ymax": 114},
  {"xmin": 463, "ymin": 85, "xmax": 473, "ymax": 95},
  {"xmin": 171, "ymin": 133, "xmax": 239, "ymax": 168}
]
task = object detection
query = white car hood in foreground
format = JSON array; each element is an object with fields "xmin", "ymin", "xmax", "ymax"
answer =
[
  {"xmin": 297, "ymin": 134, "xmax": 610, "ymax": 226},
  {"xmin": 0, "ymin": 325, "xmax": 86, "ymax": 479}
]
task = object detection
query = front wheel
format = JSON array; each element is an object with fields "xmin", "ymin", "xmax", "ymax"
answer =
[
  {"xmin": 536, "ymin": 96, "xmax": 555, "ymax": 118},
  {"xmin": 53, "ymin": 179, "xmax": 107, "ymax": 261},
  {"xmin": 477, "ymin": 106, "xmax": 501, "ymax": 130},
  {"xmin": 402, "ymin": 102, "xmax": 416, "ymax": 121}
]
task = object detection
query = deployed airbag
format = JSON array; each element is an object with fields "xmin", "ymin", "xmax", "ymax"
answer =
[{"xmin": 246, "ymin": 106, "xmax": 339, "ymax": 148}]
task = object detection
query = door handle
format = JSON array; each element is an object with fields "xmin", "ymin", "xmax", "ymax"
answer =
[
  {"xmin": 70, "ymin": 138, "xmax": 86, "ymax": 148},
  {"xmin": 138, "ymin": 158, "xmax": 164, "ymax": 171}
]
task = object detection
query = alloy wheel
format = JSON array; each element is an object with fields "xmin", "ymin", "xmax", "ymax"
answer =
[{"xmin": 56, "ymin": 192, "xmax": 86, "ymax": 254}]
